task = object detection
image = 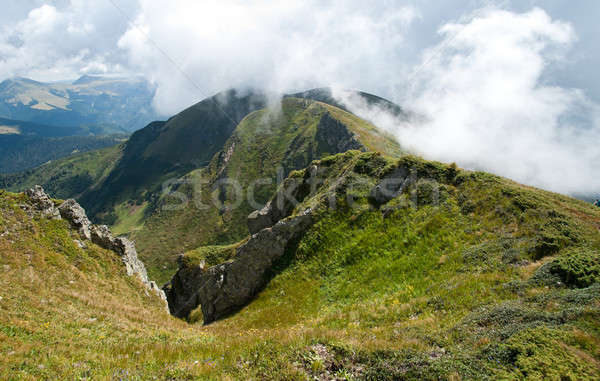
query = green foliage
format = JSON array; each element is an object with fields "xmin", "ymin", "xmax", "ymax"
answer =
[
  {"xmin": 542, "ymin": 247, "xmax": 600, "ymax": 288},
  {"xmin": 495, "ymin": 327, "xmax": 600, "ymax": 380},
  {"xmin": 2, "ymin": 148, "xmax": 600, "ymax": 379},
  {"xmin": 184, "ymin": 243, "xmax": 241, "ymax": 268}
]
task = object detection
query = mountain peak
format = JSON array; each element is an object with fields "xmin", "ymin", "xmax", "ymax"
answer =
[{"xmin": 72, "ymin": 75, "xmax": 102, "ymax": 85}]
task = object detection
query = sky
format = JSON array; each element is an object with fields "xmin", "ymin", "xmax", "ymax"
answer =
[{"xmin": 0, "ymin": 0, "xmax": 599, "ymax": 195}]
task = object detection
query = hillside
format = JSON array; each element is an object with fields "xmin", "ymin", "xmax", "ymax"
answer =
[
  {"xmin": 1, "ymin": 89, "xmax": 402, "ymax": 283},
  {"xmin": 0, "ymin": 76, "xmax": 159, "ymax": 132},
  {"xmin": 77, "ymin": 89, "xmax": 269, "ymax": 222},
  {"xmin": 0, "ymin": 145, "xmax": 123, "ymax": 198},
  {"xmin": 167, "ymin": 150, "xmax": 600, "ymax": 379},
  {"xmin": 2, "ymin": 151, "xmax": 599, "ymax": 379},
  {"xmin": 0, "ymin": 117, "xmax": 126, "ymax": 173},
  {"xmin": 130, "ymin": 97, "xmax": 401, "ymax": 283}
]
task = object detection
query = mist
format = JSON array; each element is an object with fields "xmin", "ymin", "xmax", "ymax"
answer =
[
  {"xmin": 335, "ymin": 7, "xmax": 600, "ymax": 196},
  {"xmin": 2, "ymin": 1, "xmax": 599, "ymax": 196}
]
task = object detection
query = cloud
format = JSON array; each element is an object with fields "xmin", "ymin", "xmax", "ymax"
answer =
[
  {"xmin": 117, "ymin": 0, "xmax": 418, "ymax": 114},
  {"xmin": 0, "ymin": 0, "xmax": 138, "ymax": 81},
  {"xmin": 1, "ymin": 2, "xmax": 599, "ymax": 195},
  {"xmin": 341, "ymin": 7, "xmax": 599, "ymax": 195}
]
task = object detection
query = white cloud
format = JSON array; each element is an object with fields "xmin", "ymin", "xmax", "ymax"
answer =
[
  {"xmin": 117, "ymin": 0, "xmax": 418, "ymax": 114},
  {"xmin": 1, "ymin": 2, "xmax": 599, "ymax": 195},
  {"xmin": 349, "ymin": 7, "xmax": 600, "ymax": 195},
  {"xmin": 0, "ymin": 0, "xmax": 138, "ymax": 81}
]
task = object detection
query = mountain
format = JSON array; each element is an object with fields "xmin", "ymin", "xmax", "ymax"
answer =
[
  {"xmin": 0, "ymin": 88, "xmax": 402, "ymax": 282},
  {"xmin": 1, "ymin": 85, "xmax": 599, "ymax": 379},
  {"xmin": 288, "ymin": 87, "xmax": 409, "ymax": 119},
  {"xmin": 0, "ymin": 144, "xmax": 122, "ymax": 197},
  {"xmin": 0, "ymin": 75, "xmax": 160, "ymax": 132},
  {"xmin": 2, "ymin": 150, "xmax": 599, "ymax": 379},
  {"xmin": 0, "ymin": 116, "xmax": 126, "ymax": 173}
]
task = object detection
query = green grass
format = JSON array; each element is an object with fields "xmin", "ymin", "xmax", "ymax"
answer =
[
  {"xmin": 111, "ymin": 201, "xmax": 148, "ymax": 236},
  {"xmin": 2, "ymin": 147, "xmax": 600, "ymax": 378},
  {"xmin": 0, "ymin": 144, "xmax": 123, "ymax": 200},
  {"xmin": 133, "ymin": 98, "xmax": 402, "ymax": 284}
]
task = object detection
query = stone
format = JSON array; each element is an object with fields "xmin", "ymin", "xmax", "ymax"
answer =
[
  {"xmin": 369, "ymin": 166, "xmax": 411, "ymax": 206},
  {"xmin": 24, "ymin": 186, "xmax": 60, "ymax": 219},
  {"xmin": 58, "ymin": 199, "xmax": 92, "ymax": 240},
  {"xmin": 166, "ymin": 209, "xmax": 313, "ymax": 324},
  {"xmin": 25, "ymin": 186, "xmax": 167, "ymax": 309},
  {"xmin": 247, "ymin": 202, "xmax": 274, "ymax": 235}
]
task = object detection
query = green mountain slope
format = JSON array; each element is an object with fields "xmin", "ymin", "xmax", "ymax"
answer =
[
  {"xmin": 0, "ymin": 117, "xmax": 126, "ymax": 173},
  {"xmin": 78, "ymin": 90, "xmax": 268, "ymax": 221},
  {"xmin": 2, "ymin": 137, "xmax": 599, "ymax": 378},
  {"xmin": 1, "ymin": 90, "xmax": 401, "ymax": 283},
  {"xmin": 169, "ymin": 150, "xmax": 600, "ymax": 379},
  {"xmin": 132, "ymin": 97, "xmax": 401, "ymax": 283},
  {"xmin": 0, "ymin": 144, "xmax": 123, "ymax": 199}
]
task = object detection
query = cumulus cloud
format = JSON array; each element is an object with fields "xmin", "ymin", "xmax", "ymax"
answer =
[
  {"xmin": 372, "ymin": 7, "xmax": 600, "ymax": 195},
  {"xmin": 117, "ymin": 0, "xmax": 418, "ymax": 114},
  {"xmin": 0, "ymin": 0, "xmax": 138, "ymax": 81}
]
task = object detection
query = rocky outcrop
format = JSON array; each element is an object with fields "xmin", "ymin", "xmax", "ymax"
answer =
[
  {"xmin": 168, "ymin": 164, "xmax": 322, "ymax": 323},
  {"xmin": 369, "ymin": 165, "xmax": 413, "ymax": 206},
  {"xmin": 24, "ymin": 185, "xmax": 61, "ymax": 219},
  {"xmin": 25, "ymin": 186, "xmax": 167, "ymax": 306},
  {"xmin": 166, "ymin": 209, "xmax": 313, "ymax": 323},
  {"xmin": 58, "ymin": 199, "xmax": 91, "ymax": 239},
  {"xmin": 247, "ymin": 164, "xmax": 318, "ymax": 235}
]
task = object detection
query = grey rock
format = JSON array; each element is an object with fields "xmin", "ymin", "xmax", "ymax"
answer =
[
  {"xmin": 247, "ymin": 202, "xmax": 275, "ymax": 235},
  {"xmin": 247, "ymin": 166, "xmax": 319, "ymax": 235},
  {"xmin": 59, "ymin": 199, "xmax": 92, "ymax": 239},
  {"xmin": 26, "ymin": 186, "xmax": 167, "ymax": 308},
  {"xmin": 24, "ymin": 186, "xmax": 60, "ymax": 219},
  {"xmin": 167, "ymin": 210, "xmax": 313, "ymax": 324},
  {"xmin": 369, "ymin": 166, "xmax": 412, "ymax": 206}
]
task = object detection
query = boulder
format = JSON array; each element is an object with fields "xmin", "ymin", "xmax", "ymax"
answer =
[
  {"xmin": 167, "ymin": 209, "xmax": 313, "ymax": 323},
  {"xmin": 24, "ymin": 186, "xmax": 60, "ymax": 219},
  {"xmin": 247, "ymin": 202, "xmax": 274, "ymax": 235},
  {"xmin": 58, "ymin": 199, "xmax": 92, "ymax": 240}
]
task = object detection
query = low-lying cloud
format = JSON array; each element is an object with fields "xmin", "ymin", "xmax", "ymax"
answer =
[
  {"xmin": 343, "ymin": 7, "xmax": 600, "ymax": 195},
  {"xmin": 117, "ymin": 0, "xmax": 418, "ymax": 114}
]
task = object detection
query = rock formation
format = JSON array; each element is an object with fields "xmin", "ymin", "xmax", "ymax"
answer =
[
  {"xmin": 24, "ymin": 185, "xmax": 61, "ymax": 219},
  {"xmin": 166, "ymin": 209, "xmax": 313, "ymax": 324},
  {"xmin": 25, "ymin": 186, "xmax": 167, "ymax": 306}
]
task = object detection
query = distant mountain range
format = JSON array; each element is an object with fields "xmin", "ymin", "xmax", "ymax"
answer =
[{"xmin": 0, "ymin": 75, "xmax": 161, "ymax": 132}]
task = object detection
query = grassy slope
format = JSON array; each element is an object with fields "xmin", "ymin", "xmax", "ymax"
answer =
[
  {"xmin": 2, "ymin": 150, "xmax": 599, "ymax": 379},
  {"xmin": 133, "ymin": 98, "xmax": 401, "ymax": 284},
  {"xmin": 79, "ymin": 90, "xmax": 267, "ymax": 223},
  {"xmin": 0, "ymin": 144, "xmax": 123, "ymax": 199},
  {"xmin": 0, "ymin": 135, "xmax": 125, "ymax": 174},
  {"xmin": 187, "ymin": 151, "xmax": 600, "ymax": 379}
]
